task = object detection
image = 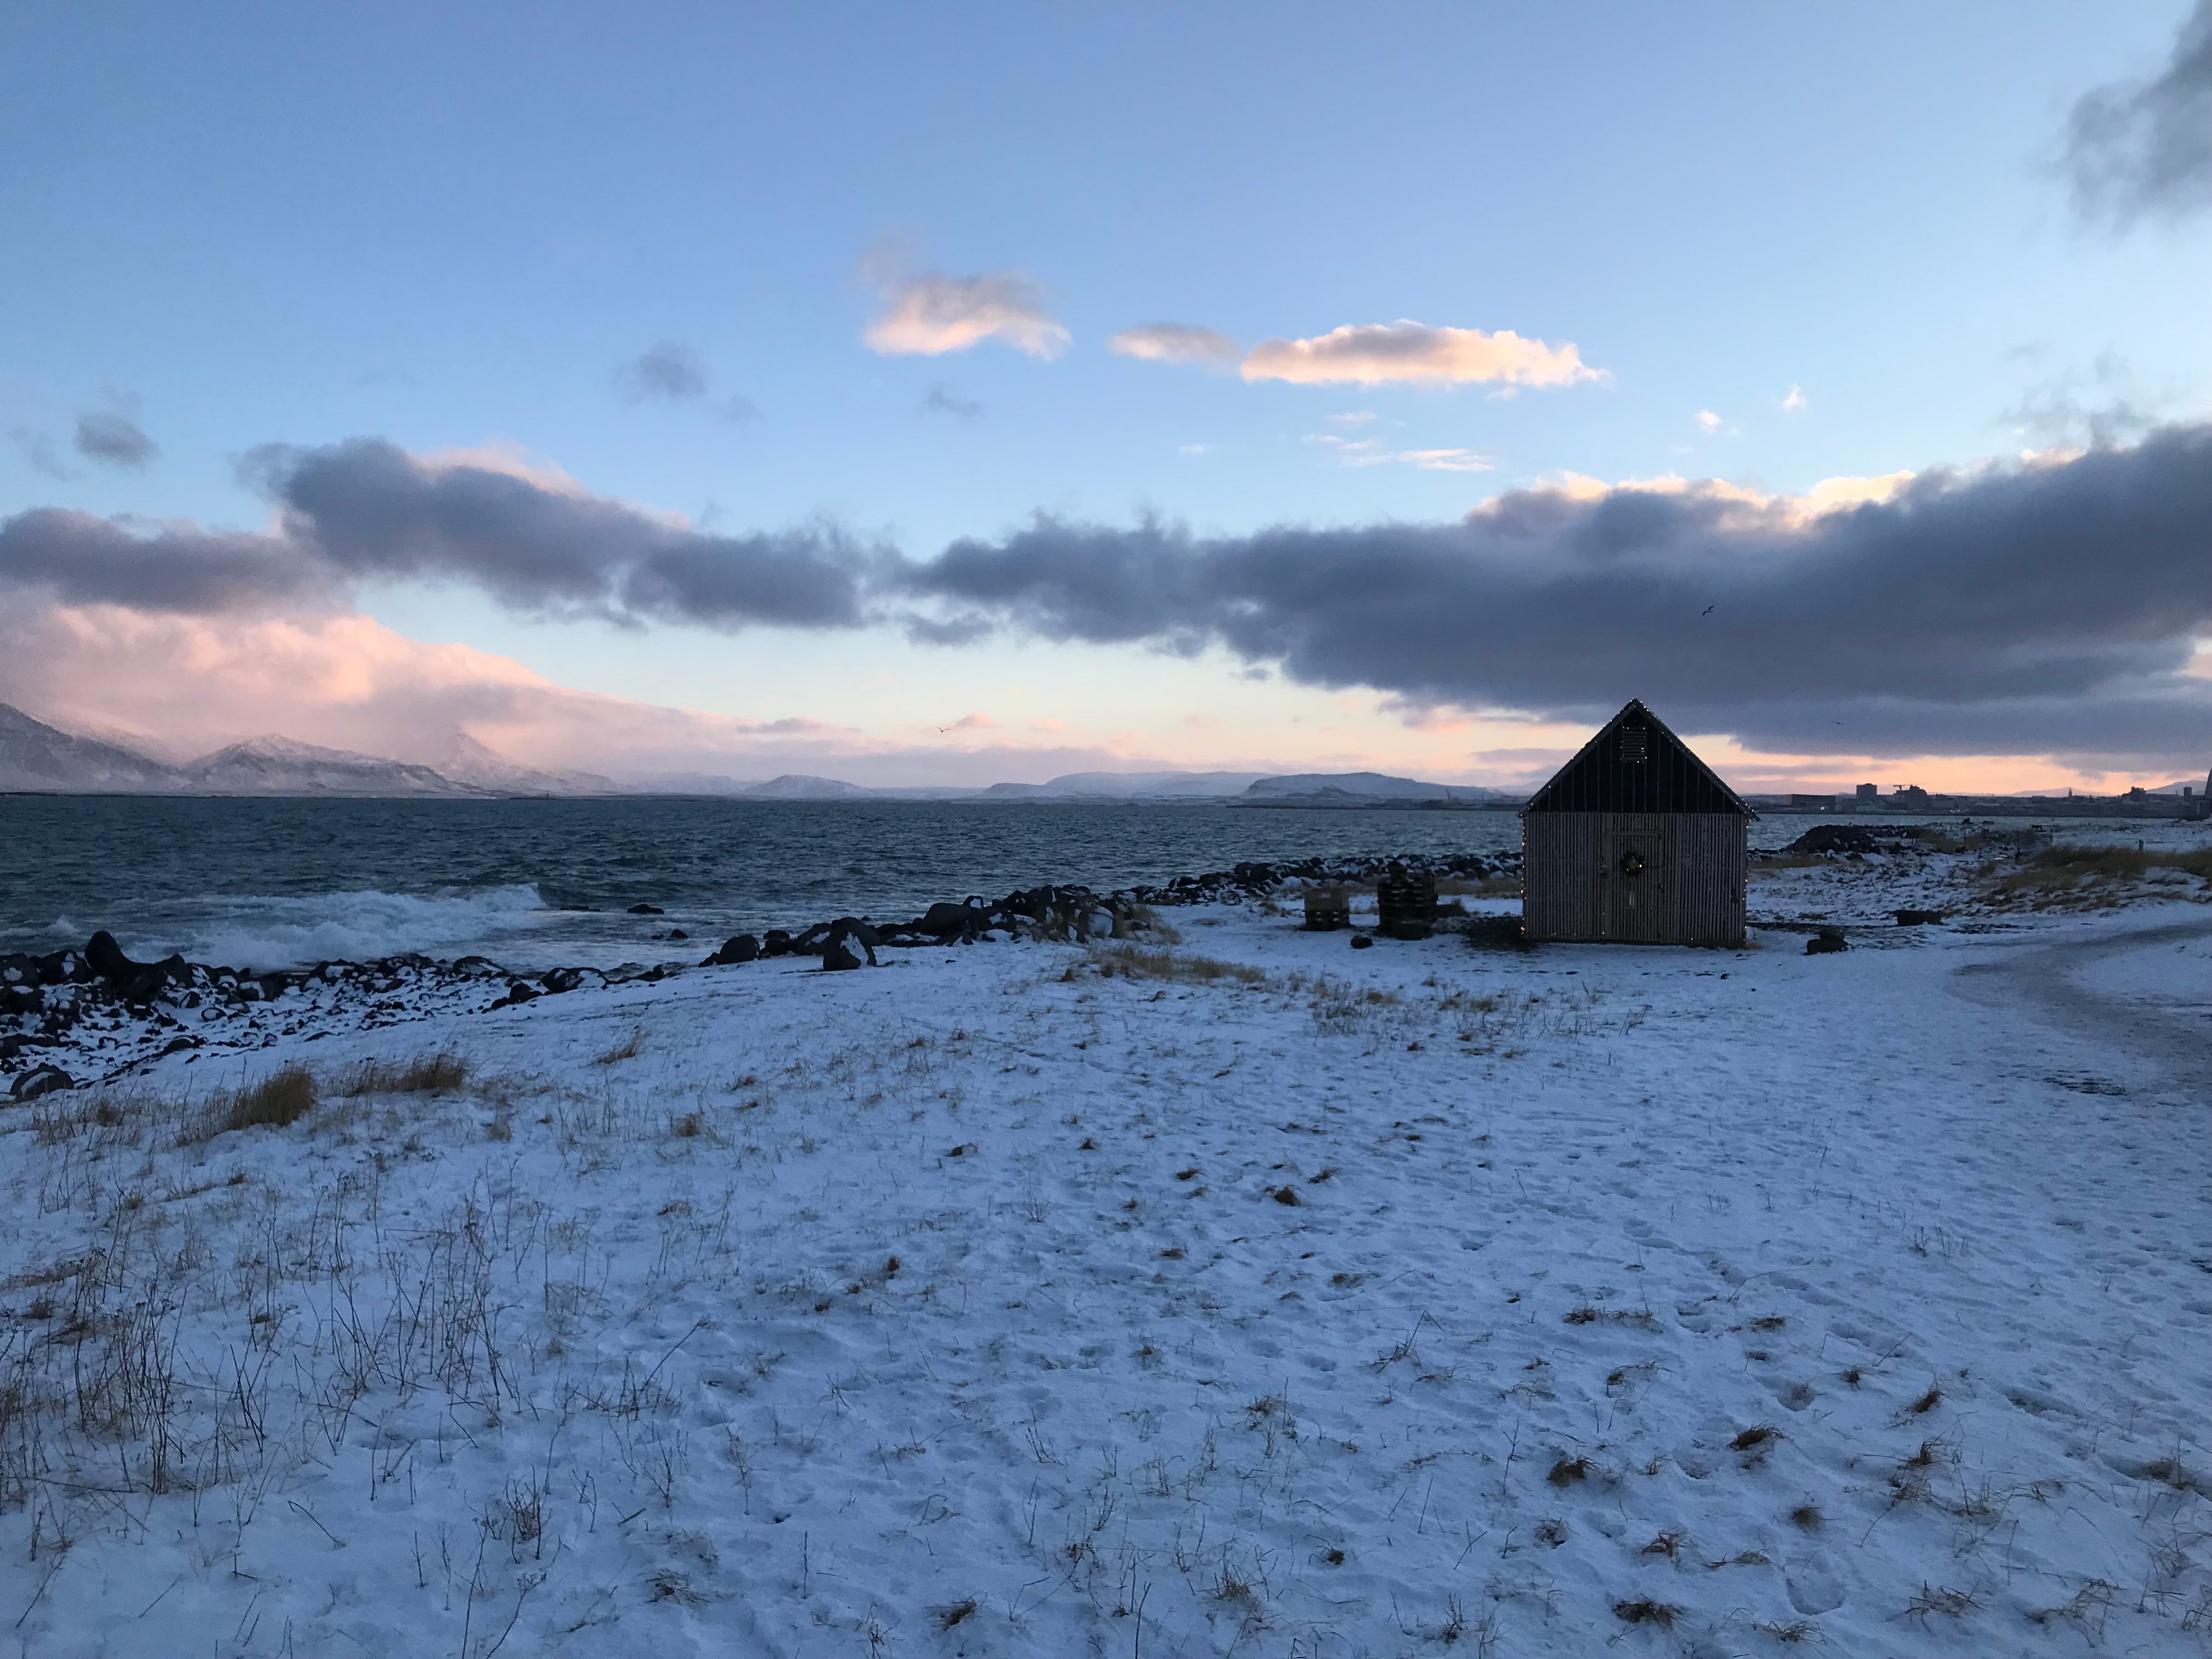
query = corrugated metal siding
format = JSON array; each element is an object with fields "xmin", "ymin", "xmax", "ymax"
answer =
[
  {"xmin": 1522, "ymin": 811, "xmax": 1746, "ymax": 946},
  {"xmin": 1523, "ymin": 700, "xmax": 1752, "ymax": 817}
]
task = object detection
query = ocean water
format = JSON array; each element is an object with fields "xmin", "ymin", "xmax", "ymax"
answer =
[
  {"xmin": 2, "ymin": 795, "xmax": 2170, "ymax": 973},
  {"xmin": 0, "ymin": 795, "xmax": 1542, "ymax": 972}
]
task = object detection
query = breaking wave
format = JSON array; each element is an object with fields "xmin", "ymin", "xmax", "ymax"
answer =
[{"xmin": 161, "ymin": 884, "xmax": 551, "ymax": 972}]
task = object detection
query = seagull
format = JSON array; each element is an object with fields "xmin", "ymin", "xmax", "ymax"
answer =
[{"xmin": 1700, "ymin": 605, "xmax": 1715, "ymax": 616}]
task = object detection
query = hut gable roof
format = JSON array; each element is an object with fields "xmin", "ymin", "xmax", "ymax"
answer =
[{"xmin": 1521, "ymin": 699, "xmax": 1753, "ymax": 817}]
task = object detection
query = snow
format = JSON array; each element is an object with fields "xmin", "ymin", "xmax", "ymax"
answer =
[{"xmin": 1, "ymin": 877, "xmax": 2209, "ymax": 1655}]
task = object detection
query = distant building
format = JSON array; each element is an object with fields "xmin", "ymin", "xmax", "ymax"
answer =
[
  {"xmin": 1521, "ymin": 699, "xmax": 1753, "ymax": 947},
  {"xmin": 1788, "ymin": 792, "xmax": 1835, "ymax": 810},
  {"xmin": 1892, "ymin": 785, "xmax": 1929, "ymax": 805},
  {"xmin": 1855, "ymin": 783, "xmax": 1878, "ymax": 800}
]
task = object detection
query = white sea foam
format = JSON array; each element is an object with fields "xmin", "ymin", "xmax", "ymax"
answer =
[{"xmin": 167, "ymin": 884, "xmax": 550, "ymax": 970}]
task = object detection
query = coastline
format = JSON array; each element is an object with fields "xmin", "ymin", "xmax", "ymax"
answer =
[{"xmin": 0, "ymin": 833, "xmax": 2204, "ymax": 1655}]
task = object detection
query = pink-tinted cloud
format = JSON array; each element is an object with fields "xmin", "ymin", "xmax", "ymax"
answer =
[
  {"xmin": 1243, "ymin": 320, "xmax": 1601, "ymax": 387},
  {"xmin": 1107, "ymin": 323, "xmax": 1239, "ymax": 366},
  {"xmin": 863, "ymin": 270, "xmax": 1069, "ymax": 360}
]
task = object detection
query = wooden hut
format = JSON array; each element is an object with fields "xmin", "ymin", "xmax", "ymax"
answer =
[{"xmin": 1520, "ymin": 699, "xmax": 1753, "ymax": 946}]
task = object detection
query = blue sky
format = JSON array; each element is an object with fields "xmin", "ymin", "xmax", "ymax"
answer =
[{"xmin": 2, "ymin": 2, "xmax": 2207, "ymax": 788}]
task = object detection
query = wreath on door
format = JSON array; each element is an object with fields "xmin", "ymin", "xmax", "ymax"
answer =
[{"xmin": 1617, "ymin": 848, "xmax": 1646, "ymax": 877}]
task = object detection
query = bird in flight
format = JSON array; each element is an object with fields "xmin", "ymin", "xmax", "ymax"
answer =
[{"xmin": 1700, "ymin": 604, "xmax": 1716, "ymax": 616}]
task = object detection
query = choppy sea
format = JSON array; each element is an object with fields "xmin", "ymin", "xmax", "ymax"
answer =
[
  {"xmin": 0, "ymin": 796, "xmax": 1527, "ymax": 972},
  {"xmin": 0, "ymin": 795, "xmax": 1949, "ymax": 973}
]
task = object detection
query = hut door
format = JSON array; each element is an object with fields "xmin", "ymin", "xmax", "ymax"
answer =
[{"xmin": 1604, "ymin": 832, "xmax": 1654, "ymax": 941}]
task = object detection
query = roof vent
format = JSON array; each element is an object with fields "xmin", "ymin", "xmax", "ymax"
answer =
[{"xmin": 1619, "ymin": 725, "xmax": 1649, "ymax": 764}]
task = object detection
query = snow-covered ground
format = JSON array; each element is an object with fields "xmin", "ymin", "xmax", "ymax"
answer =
[{"xmin": 2, "ymin": 876, "xmax": 2209, "ymax": 1655}]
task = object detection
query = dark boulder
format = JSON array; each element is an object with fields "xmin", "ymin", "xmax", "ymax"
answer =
[
  {"xmin": 1805, "ymin": 929, "xmax": 1848, "ymax": 955},
  {"xmin": 10, "ymin": 1064, "xmax": 74, "ymax": 1102},
  {"xmin": 820, "ymin": 918, "xmax": 878, "ymax": 970},
  {"xmin": 541, "ymin": 967, "xmax": 588, "ymax": 994},
  {"xmin": 761, "ymin": 929, "xmax": 794, "ymax": 957},
  {"xmin": 491, "ymin": 980, "xmax": 540, "ymax": 1008},
  {"xmin": 1785, "ymin": 825, "xmax": 1879, "ymax": 857},
  {"xmin": 84, "ymin": 930, "xmax": 137, "ymax": 981},
  {"xmin": 1894, "ymin": 909, "xmax": 1945, "ymax": 926},
  {"xmin": 706, "ymin": 934, "xmax": 760, "ymax": 966},
  {"xmin": 1350, "ymin": 934, "xmax": 1374, "ymax": 951},
  {"xmin": 918, "ymin": 901, "xmax": 985, "ymax": 939},
  {"xmin": 627, "ymin": 903, "xmax": 664, "ymax": 915}
]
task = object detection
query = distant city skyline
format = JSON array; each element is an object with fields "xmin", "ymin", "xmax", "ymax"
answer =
[{"xmin": 2, "ymin": 2, "xmax": 2208, "ymax": 792}]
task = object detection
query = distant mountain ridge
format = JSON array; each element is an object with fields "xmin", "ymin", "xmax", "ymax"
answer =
[
  {"xmin": 179, "ymin": 735, "xmax": 484, "ymax": 797},
  {"xmin": 1243, "ymin": 771, "xmax": 1509, "ymax": 801},
  {"xmin": 0, "ymin": 703, "xmax": 1512, "ymax": 802},
  {"xmin": 0, "ymin": 705, "xmax": 591, "ymax": 798},
  {"xmin": 0, "ymin": 703, "xmax": 178, "ymax": 793}
]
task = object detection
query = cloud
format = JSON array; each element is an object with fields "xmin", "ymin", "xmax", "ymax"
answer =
[
  {"xmin": 1240, "ymin": 320, "xmax": 1601, "ymax": 388},
  {"xmin": 3, "ymin": 438, "xmax": 871, "ymax": 630},
  {"xmin": 2062, "ymin": 0, "xmax": 2212, "ymax": 225},
  {"xmin": 0, "ymin": 602, "xmax": 1259, "ymax": 789},
  {"xmin": 1307, "ymin": 435, "xmax": 1494, "ymax": 472},
  {"xmin": 617, "ymin": 340, "xmax": 709, "ymax": 402},
  {"xmin": 0, "ymin": 508, "xmax": 330, "ymax": 614},
  {"xmin": 2001, "ymin": 353, "xmax": 2160, "ymax": 448},
  {"xmin": 892, "ymin": 424, "xmax": 2212, "ymax": 766},
  {"xmin": 1694, "ymin": 409, "xmax": 1724, "ymax": 432},
  {"xmin": 1781, "ymin": 385, "xmax": 1807, "ymax": 413},
  {"xmin": 1108, "ymin": 323, "xmax": 1240, "ymax": 366},
  {"xmin": 615, "ymin": 341, "xmax": 757, "ymax": 422},
  {"xmin": 10, "ymin": 427, "xmax": 75, "ymax": 480},
  {"xmin": 862, "ymin": 262, "xmax": 1069, "ymax": 360},
  {"xmin": 921, "ymin": 382, "xmax": 984, "ymax": 421},
  {"xmin": 75, "ymin": 413, "xmax": 159, "ymax": 469}
]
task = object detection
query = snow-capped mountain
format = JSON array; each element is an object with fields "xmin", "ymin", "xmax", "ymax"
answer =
[
  {"xmin": 177, "ymin": 735, "xmax": 487, "ymax": 797},
  {"xmin": 0, "ymin": 704, "xmax": 180, "ymax": 792}
]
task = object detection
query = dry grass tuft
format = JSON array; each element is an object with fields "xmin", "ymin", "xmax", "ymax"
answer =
[
  {"xmin": 1612, "ymin": 1598, "xmax": 1680, "ymax": 1628},
  {"xmin": 221, "ymin": 1066, "xmax": 317, "ymax": 1133},
  {"xmin": 935, "ymin": 1598, "xmax": 978, "ymax": 1630},
  {"xmin": 337, "ymin": 1050, "xmax": 470, "ymax": 1096},
  {"xmin": 1790, "ymin": 1501, "xmax": 1824, "ymax": 1531},
  {"xmin": 1090, "ymin": 944, "xmax": 1265, "ymax": 985},
  {"xmin": 1730, "ymin": 1424, "xmax": 1783, "ymax": 1452},
  {"xmin": 1994, "ymin": 843, "xmax": 2212, "ymax": 902},
  {"xmin": 592, "ymin": 1028, "xmax": 647, "ymax": 1065},
  {"xmin": 1546, "ymin": 1455, "xmax": 1593, "ymax": 1488},
  {"xmin": 1903, "ymin": 1583, "xmax": 1978, "ymax": 1619}
]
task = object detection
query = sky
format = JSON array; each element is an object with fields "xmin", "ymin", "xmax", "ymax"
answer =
[{"xmin": 2, "ymin": 1, "xmax": 2209, "ymax": 792}]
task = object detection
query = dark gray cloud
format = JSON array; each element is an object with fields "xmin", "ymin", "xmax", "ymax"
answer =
[
  {"xmin": 4, "ymin": 438, "xmax": 867, "ymax": 630},
  {"xmin": 0, "ymin": 508, "xmax": 329, "ymax": 614},
  {"xmin": 920, "ymin": 382, "xmax": 984, "ymax": 421},
  {"xmin": 10, "ymin": 427, "xmax": 74, "ymax": 480},
  {"xmin": 616, "ymin": 341, "xmax": 757, "ymax": 422},
  {"xmin": 258, "ymin": 440, "xmax": 867, "ymax": 628},
  {"xmin": 894, "ymin": 425, "xmax": 2212, "ymax": 764},
  {"xmin": 2000, "ymin": 353, "xmax": 2160, "ymax": 448},
  {"xmin": 2063, "ymin": 1, "xmax": 2212, "ymax": 225},
  {"xmin": 10, "ymin": 426, "xmax": 2212, "ymax": 764},
  {"xmin": 73, "ymin": 413, "xmax": 159, "ymax": 469},
  {"xmin": 617, "ymin": 341, "xmax": 710, "ymax": 403}
]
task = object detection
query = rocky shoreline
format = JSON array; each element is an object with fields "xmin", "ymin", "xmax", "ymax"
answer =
[{"xmin": 3, "ymin": 849, "xmax": 1513, "ymax": 1099}]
